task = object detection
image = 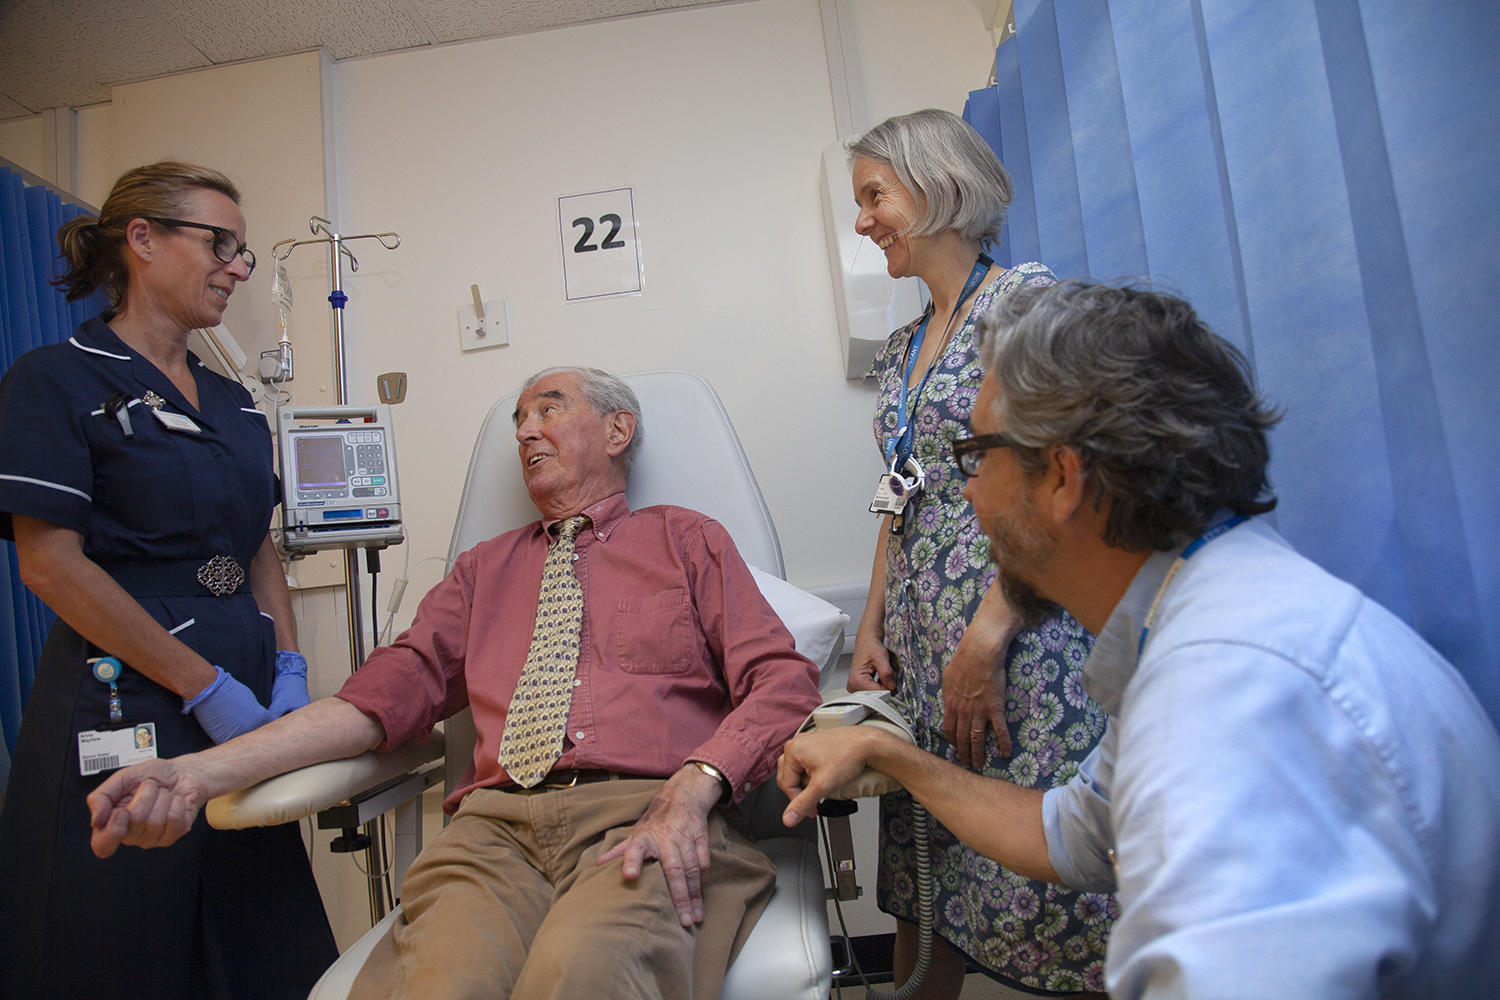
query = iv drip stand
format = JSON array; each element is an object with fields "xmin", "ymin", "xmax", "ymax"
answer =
[{"xmin": 271, "ymin": 216, "xmax": 401, "ymax": 924}]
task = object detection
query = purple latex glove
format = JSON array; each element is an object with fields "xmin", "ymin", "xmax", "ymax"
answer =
[
  {"xmin": 182, "ymin": 665, "xmax": 275, "ymax": 744},
  {"xmin": 269, "ymin": 649, "xmax": 311, "ymax": 717}
]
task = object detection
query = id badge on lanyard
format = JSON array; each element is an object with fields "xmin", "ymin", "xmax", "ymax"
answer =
[
  {"xmin": 870, "ymin": 252, "xmax": 991, "ymax": 536},
  {"xmin": 869, "ymin": 454, "xmax": 925, "ymax": 534}
]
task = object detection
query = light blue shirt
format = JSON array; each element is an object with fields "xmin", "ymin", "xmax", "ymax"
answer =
[{"xmin": 1042, "ymin": 517, "xmax": 1500, "ymax": 998}]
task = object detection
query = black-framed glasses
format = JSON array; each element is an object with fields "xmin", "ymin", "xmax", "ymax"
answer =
[
  {"xmin": 951, "ymin": 431, "xmax": 1026, "ymax": 478},
  {"xmin": 146, "ymin": 217, "xmax": 256, "ymax": 275}
]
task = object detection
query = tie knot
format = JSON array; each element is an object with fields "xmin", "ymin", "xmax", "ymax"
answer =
[{"xmin": 554, "ymin": 515, "xmax": 590, "ymax": 543}]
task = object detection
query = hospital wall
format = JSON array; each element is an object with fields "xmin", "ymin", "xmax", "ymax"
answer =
[{"xmin": 0, "ymin": 0, "xmax": 999, "ymax": 947}]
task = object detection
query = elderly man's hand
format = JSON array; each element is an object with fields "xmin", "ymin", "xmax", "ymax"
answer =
[
  {"xmin": 597, "ymin": 765, "xmax": 724, "ymax": 926},
  {"xmin": 87, "ymin": 758, "xmax": 207, "ymax": 858}
]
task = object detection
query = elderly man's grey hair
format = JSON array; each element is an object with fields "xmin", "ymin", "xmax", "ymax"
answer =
[
  {"xmin": 847, "ymin": 108, "xmax": 1013, "ymax": 245},
  {"xmin": 522, "ymin": 366, "xmax": 644, "ymax": 472},
  {"xmin": 975, "ymin": 282, "xmax": 1281, "ymax": 551}
]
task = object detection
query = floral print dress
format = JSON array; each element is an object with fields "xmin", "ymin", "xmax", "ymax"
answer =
[{"xmin": 867, "ymin": 261, "xmax": 1114, "ymax": 993}]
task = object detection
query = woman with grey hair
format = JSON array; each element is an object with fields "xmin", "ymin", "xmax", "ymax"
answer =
[{"xmin": 847, "ymin": 109, "xmax": 1111, "ymax": 997}]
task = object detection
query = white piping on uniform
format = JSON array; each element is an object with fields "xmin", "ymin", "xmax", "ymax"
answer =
[
  {"xmin": 0, "ymin": 473, "xmax": 91, "ymax": 501},
  {"xmin": 241, "ymin": 408, "xmax": 269, "ymax": 422},
  {"xmin": 168, "ymin": 619, "xmax": 197, "ymax": 634},
  {"xmin": 68, "ymin": 337, "xmax": 131, "ymax": 361}
]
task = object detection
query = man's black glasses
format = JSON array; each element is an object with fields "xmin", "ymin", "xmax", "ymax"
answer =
[
  {"xmin": 951, "ymin": 431, "xmax": 1026, "ymax": 478},
  {"xmin": 147, "ymin": 217, "xmax": 256, "ymax": 275}
]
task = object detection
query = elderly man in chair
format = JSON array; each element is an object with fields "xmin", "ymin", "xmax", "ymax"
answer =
[
  {"xmin": 779, "ymin": 283, "xmax": 1500, "ymax": 998},
  {"xmin": 89, "ymin": 366, "xmax": 823, "ymax": 999}
]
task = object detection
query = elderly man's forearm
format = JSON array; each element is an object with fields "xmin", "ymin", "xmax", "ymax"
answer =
[{"xmin": 187, "ymin": 697, "xmax": 385, "ymax": 795}]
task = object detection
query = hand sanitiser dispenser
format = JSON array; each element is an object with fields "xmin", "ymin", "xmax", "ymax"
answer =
[{"xmin": 278, "ymin": 405, "xmax": 404, "ymax": 553}]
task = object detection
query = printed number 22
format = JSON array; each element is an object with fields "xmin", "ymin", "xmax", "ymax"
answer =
[{"xmin": 572, "ymin": 214, "xmax": 626, "ymax": 253}]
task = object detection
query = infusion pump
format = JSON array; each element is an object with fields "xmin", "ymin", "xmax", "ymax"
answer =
[{"xmin": 278, "ymin": 405, "xmax": 405, "ymax": 553}]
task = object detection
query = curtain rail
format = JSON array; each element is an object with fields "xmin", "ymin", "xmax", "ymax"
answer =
[{"xmin": 0, "ymin": 155, "xmax": 98, "ymax": 214}]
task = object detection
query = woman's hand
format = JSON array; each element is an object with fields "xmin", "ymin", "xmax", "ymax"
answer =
[
  {"xmin": 269, "ymin": 649, "xmax": 311, "ymax": 717},
  {"xmin": 941, "ymin": 585, "xmax": 1023, "ymax": 765},
  {"xmin": 182, "ymin": 666, "xmax": 274, "ymax": 743},
  {"xmin": 850, "ymin": 520, "xmax": 896, "ymax": 693},
  {"xmin": 941, "ymin": 635, "xmax": 1011, "ymax": 765},
  {"xmin": 847, "ymin": 627, "xmax": 896, "ymax": 692}
]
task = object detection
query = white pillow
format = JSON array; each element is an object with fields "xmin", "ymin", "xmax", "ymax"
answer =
[{"xmin": 748, "ymin": 565, "xmax": 849, "ymax": 678}]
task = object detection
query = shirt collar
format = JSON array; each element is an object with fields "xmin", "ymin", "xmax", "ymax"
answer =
[
  {"xmin": 76, "ymin": 317, "xmax": 213, "ymax": 422},
  {"xmin": 540, "ymin": 491, "xmax": 630, "ymax": 542},
  {"xmin": 1080, "ymin": 543, "xmax": 1182, "ymax": 716}
]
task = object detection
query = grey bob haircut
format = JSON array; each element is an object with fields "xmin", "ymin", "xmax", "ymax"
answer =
[{"xmin": 848, "ymin": 108, "xmax": 1013, "ymax": 245}]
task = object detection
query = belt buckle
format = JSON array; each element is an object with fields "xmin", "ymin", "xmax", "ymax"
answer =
[
  {"xmin": 197, "ymin": 555, "xmax": 245, "ymax": 597},
  {"xmin": 542, "ymin": 770, "xmax": 580, "ymax": 790}
]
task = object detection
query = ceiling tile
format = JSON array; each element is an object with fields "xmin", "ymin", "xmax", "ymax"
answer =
[
  {"xmin": 0, "ymin": 0, "xmax": 209, "ymax": 114},
  {"xmin": 409, "ymin": 0, "xmax": 651, "ymax": 43},
  {"xmin": 0, "ymin": 0, "xmax": 743, "ymax": 124},
  {"xmin": 148, "ymin": 0, "xmax": 434, "ymax": 62}
]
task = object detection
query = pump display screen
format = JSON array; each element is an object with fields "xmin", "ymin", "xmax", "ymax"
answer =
[
  {"xmin": 287, "ymin": 427, "xmax": 391, "ymax": 501},
  {"xmin": 294, "ymin": 436, "xmax": 348, "ymax": 490}
]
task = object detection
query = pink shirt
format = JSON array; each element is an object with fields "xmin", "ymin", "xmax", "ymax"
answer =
[{"xmin": 337, "ymin": 492, "xmax": 821, "ymax": 811}]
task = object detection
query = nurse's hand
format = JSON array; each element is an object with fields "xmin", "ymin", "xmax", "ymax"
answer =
[
  {"xmin": 88, "ymin": 759, "xmax": 205, "ymax": 857},
  {"xmin": 941, "ymin": 637, "xmax": 1011, "ymax": 765},
  {"xmin": 181, "ymin": 665, "xmax": 274, "ymax": 743},
  {"xmin": 268, "ymin": 650, "xmax": 311, "ymax": 717},
  {"xmin": 847, "ymin": 628, "xmax": 896, "ymax": 692}
]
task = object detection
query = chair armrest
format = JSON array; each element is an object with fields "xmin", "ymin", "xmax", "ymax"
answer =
[{"xmin": 205, "ymin": 732, "xmax": 445, "ymax": 830}]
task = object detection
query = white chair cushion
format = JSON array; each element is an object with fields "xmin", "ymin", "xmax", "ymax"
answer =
[
  {"xmin": 205, "ymin": 735, "xmax": 445, "ymax": 830},
  {"xmin": 747, "ymin": 565, "xmax": 848, "ymax": 678}
]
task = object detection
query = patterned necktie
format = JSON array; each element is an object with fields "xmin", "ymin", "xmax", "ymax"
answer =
[{"xmin": 499, "ymin": 515, "xmax": 591, "ymax": 788}]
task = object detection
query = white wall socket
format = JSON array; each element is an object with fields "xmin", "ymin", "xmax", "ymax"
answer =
[{"xmin": 458, "ymin": 299, "xmax": 509, "ymax": 352}]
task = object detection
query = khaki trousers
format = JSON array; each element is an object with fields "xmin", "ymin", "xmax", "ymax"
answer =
[{"xmin": 349, "ymin": 779, "xmax": 776, "ymax": 1000}]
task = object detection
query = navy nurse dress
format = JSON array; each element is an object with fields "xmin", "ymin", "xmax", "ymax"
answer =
[{"xmin": 0, "ymin": 318, "xmax": 336, "ymax": 999}]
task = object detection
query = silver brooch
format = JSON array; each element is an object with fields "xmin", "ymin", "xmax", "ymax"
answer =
[
  {"xmin": 197, "ymin": 555, "xmax": 246, "ymax": 597},
  {"xmin": 142, "ymin": 390, "xmax": 166, "ymax": 410}
]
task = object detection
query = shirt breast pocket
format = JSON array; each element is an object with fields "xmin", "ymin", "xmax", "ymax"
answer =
[{"xmin": 613, "ymin": 588, "xmax": 696, "ymax": 675}]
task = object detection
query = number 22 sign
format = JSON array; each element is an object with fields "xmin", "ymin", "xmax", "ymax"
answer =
[{"xmin": 558, "ymin": 188, "xmax": 644, "ymax": 301}]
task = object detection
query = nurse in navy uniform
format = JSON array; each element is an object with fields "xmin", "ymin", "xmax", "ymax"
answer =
[{"xmin": 0, "ymin": 162, "xmax": 337, "ymax": 999}]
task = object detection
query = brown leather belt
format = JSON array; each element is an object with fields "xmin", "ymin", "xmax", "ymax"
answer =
[{"xmin": 509, "ymin": 769, "xmax": 634, "ymax": 793}]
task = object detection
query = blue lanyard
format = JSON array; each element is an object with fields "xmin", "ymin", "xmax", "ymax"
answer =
[
  {"xmin": 1137, "ymin": 514, "xmax": 1247, "ymax": 656},
  {"xmin": 884, "ymin": 254, "xmax": 994, "ymax": 469}
]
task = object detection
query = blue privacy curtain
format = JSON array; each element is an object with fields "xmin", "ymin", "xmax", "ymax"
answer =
[
  {"xmin": 0, "ymin": 163, "xmax": 105, "ymax": 788},
  {"xmin": 964, "ymin": 1, "xmax": 1499, "ymax": 723}
]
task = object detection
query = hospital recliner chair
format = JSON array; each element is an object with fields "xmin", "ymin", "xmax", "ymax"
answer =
[{"xmin": 207, "ymin": 370, "xmax": 842, "ymax": 1000}]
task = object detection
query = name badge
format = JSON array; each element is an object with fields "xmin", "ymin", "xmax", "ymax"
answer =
[
  {"xmin": 78, "ymin": 723, "xmax": 159, "ymax": 776},
  {"xmin": 869, "ymin": 471, "xmax": 912, "ymax": 516},
  {"xmin": 868, "ymin": 457, "xmax": 924, "ymax": 516},
  {"xmin": 152, "ymin": 409, "xmax": 201, "ymax": 434}
]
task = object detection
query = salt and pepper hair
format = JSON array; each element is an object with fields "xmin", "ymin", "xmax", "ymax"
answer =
[
  {"xmin": 848, "ymin": 108, "xmax": 1013, "ymax": 245},
  {"xmin": 975, "ymin": 282, "xmax": 1281, "ymax": 551},
  {"xmin": 522, "ymin": 366, "xmax": 644, "ymax": 472},
  {"xmin": 54, "ymin": 161, "xmax": 241, "ymax": 318}
]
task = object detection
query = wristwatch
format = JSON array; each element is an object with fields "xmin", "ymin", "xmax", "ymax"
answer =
[{"xmin": 687, "ymin": 759, "xmax": 732, "ymax": 805}]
